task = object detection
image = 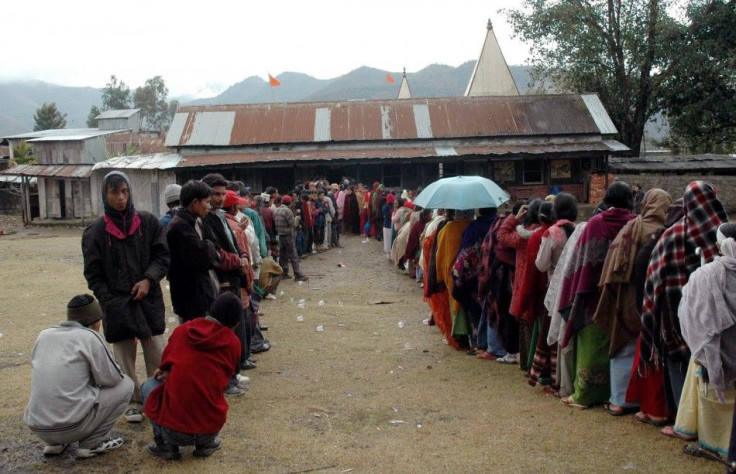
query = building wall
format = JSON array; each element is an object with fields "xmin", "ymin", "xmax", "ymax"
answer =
[
  {"xmin": 91, "ymin": 169, "xmax": 177, "ymax": 218},
  {"xmin": 611, "ymin": 173, "xmax": 736, "ymax": 214}
]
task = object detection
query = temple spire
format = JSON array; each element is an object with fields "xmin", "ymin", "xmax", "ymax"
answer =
[
  {"xmin": 397, "ymin": 67, "xmax": 412, "ymax": 99},
  {"xmin": 464, "ymin": 18, "xmax": 519, "ymax": 96}
]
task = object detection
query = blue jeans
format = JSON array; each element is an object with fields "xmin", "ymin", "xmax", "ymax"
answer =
[
  {"xmin": 477, "ymin": 304, "xmax": 507, "ymax": 357},
  {"xmin": 140, "ymin": 377, "xmax": 219, "ymax": 448}
]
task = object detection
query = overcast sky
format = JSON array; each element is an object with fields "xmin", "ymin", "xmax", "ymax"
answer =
[{"xmin": 2, "ymin": 0, "xmax": 531, "ymax": 98}]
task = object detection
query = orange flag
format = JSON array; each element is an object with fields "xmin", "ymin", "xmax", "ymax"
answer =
[
  {"xmin": 386, "ymin": 73, "xmax": 395, "ymax": 84},
  {"xmin": 268, "ymin": 73, "xmax": 281, "ymax": 87}
]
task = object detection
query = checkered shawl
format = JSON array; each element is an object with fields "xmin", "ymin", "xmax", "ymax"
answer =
[{"xmin": 640, "ymin": 181, "xmax": 728, "ymax": 364}]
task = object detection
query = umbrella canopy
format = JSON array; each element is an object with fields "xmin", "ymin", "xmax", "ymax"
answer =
[{"xmin": 413, "ymin": 175, "xmax": 510, "ymax": 210}]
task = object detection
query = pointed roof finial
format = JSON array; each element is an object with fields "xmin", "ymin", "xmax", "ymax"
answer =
[{"xmin": 487, "ymin": 18, "xmax": 493, "ymax": 30}]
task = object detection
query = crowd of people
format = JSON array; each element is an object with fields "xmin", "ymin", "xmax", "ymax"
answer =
[
  {"xmin": 19, "ymin": 170, "xmax": 736, "ymax": 468},
  {"xmin": 22, "ymin": 172, "xmax": 351, "ymax": 460},
  {"xmin": 373, "ymin": 179, "xmax": 736, "ymax": 468}
]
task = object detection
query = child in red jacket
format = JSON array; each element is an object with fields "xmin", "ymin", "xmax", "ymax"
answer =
[{"xmin": 142, "ymin": 293, "xmax": 242, "ymax": 460}]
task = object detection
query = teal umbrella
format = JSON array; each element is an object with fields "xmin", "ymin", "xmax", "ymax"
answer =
[{"xmin": 413, "ymin": 175, "xmax": 510, "ymax": 210}]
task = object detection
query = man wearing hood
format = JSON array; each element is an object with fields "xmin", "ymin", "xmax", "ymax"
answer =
[
  {"xmin": 82, "ymin": 171, "xmax": 170, "ymax": 424},
  {"xmin": 142, "ymin": 292, "xmax": 242, "ymax": 460}
]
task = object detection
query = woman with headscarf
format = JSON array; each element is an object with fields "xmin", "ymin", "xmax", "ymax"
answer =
[
  {"xmin": 673, "ymin": 222, "xmax": 736, "ymax": 458},
  {"xmin": 640, "ymin": 181, "xmax": 728, "ymax": 425},
  {"xmin": 405, "ymin": 209, "xmax": 432, "ymax": 283},
  {"xmin": 371, "ymin": 185, "xmax": 384, "ymax": 240},
  {"xmin": 434, "ymin": 210, "xmax": 474, "ymax": 349},
  {"xmin": 345, "ymin": 186, "xmax": 361, "ymax": 235},
  {"xmin": 497, "ymin": 198, "xmax": 542, "ymax": 371},
  {"xmin": 593, "ymin": 188, "xmax": 673, "ymax": 415},
  {"xmin": 558, "ymin": 182, "xmax": 636, "ymax": 408},
  {"xmin": 391, "ymin": 206, "xmax": 419, "ymax": 269},
  {"xmin": 625, "ymin": 198, "xmax": 684, "ymax": 426},
  {"xmin": 527, "ymin": 197, "xmax": 579, "ymax": 392}
]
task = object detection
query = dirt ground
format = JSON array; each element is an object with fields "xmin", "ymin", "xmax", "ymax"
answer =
[{"xmin": 0, "ymin": 215, "xmax": 722, "ymax": 473}]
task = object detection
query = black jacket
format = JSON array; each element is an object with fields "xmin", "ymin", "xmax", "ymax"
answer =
[
  {"xmin": 82, "ymin": 211, "xmax": 169, "ymax": 343},
  {"xmin": 203, "ymin": 211, "xmax": 243, "ymax": 292},
  {"xmin": 167, "ymin": 208, "xmax": 219, "ymax": 321}
]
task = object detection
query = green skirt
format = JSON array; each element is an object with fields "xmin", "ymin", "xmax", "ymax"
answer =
[{"xmin": 571, "ymin": 323, "xmax": 611, "ymax": 406}]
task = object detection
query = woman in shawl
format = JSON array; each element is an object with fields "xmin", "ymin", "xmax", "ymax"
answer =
[
  {"xmin": 519, "ymin": 202, "xmax": 555, "ymax": 387},
  {"xmin": 451, "ymin": 208, "xmax": 498, "ymax": 350},
  {"xmin": 528, "ymin": 196, "xmax": 578, "ymax": 392},
  {"xmin": 371, "ymin": 185, "xmax": 384, "ymax": 240},
  {"xmin": 498, "ymin": 198, "xmax": 542, "ymax": 371},
  {"xmin": 640, "ymin": 181, "xmax": 728, "ymax": 420},
  {"xmin": 626, "ymin": 198, "xmax": 684, "ymax": 425},
  {"xmin": 434, "ymin": 210, "xmax": 474, "ymax": 349},
  {"xmin": 558, "ymin": 182, "xmax": 635, "ymax": 408},
  {"xmin": 405, "ymin": 209, "xmax": 432, "ymax": 283},
  {"xmin": 346, "ymin": 186, "xmax": 361, "ymax": 235},
  {"xmin": 593, "ymin": 189, "xmax": 672, "ymax": 415},
  {"xmin": 672, "ymin": 222, "xmax": 736, "ymax": 458},
  {"xmin": 382, "ymin": 194, "xmax": 396, "ymax": 259},
  {"xmin": 392, "ymin": 206, "xmax": 422, "ymax": 269},
  {"xmin": 423, "ymin": 210, "xmax": 454, "ymax": 343}
]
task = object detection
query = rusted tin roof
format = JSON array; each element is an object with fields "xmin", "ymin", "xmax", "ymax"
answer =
[
  {"xmin": 0, "ymin": 164, "xmax": 94, "ymax": 178},
  {"xmin": 177, "ymin": 141, "xmax": 614, "ymax": 168},
  {"xmin": 166, "ymin": 94, "xmax": 612, "ymax": 148}
]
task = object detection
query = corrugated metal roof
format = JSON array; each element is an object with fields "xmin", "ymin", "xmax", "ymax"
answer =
[
  {"xmin": 5, "ymin": 128, "xmax": 126, "ymax": 141},
  {"xmin": 582, "ymin": 95, "xmax": 618, "ymax": 135},
  {"xmin": 177, "ymin": 141, "xmax": 615, "ymax": 169},
  {"xmin": 167, "ymin": 95, "xmax": 608, "ymax": 148},
  {"xmin": 92, "ymin": 153, "xmax": 182, "ymax": 170},
  {"xmin": 96, "ymin": 109, "xmax": 140, "ymax": 119},
  {"xmin": 0, "ymin": 164, "xmax": 93, "ymax": 178},
  {"xmin": 609, "ymin": 154, "xmax": 736, "ymax": 172},
  {"xmin": 0, "ymin": 174, "xmax": 36, "ymax": 184}
]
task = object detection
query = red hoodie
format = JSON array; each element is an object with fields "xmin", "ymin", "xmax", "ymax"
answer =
[{"xmin": 144, "ymin": 318, "xmax": 240, "ymax": 434}]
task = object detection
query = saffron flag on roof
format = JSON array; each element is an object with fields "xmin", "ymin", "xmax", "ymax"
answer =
[
  {"xmin": 268, "ymin": 74, "xmax": 281, "ymax": 87},
  {"xmin": 386, "ymin": 73, "xmax": 395, "ymax": 84}
]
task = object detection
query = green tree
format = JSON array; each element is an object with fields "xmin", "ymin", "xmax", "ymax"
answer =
[
  {"xmin": 102, "ymin": 75, "xmax": 131, "ymax": 110},
  {"xmin": 504, "ymin": 0, "xmax": 681, "ymax": 156},
  {"xmin": 134, "ymin": 76, "xmax": 171, "ymax": 132},
  {"xmin": 87, "ymin": 105, "xmax": 101, "ymax": 128},
  {"xmin": 11, "ymin": 140, "xmax": 36, "ymax": 165},
  {"xmin": 660, "ymin": 0, "xmax": 736, "ymax": 153},
  {"xmin": 33, "ymin": 102, "xmax": 67, "ymax": 131}
]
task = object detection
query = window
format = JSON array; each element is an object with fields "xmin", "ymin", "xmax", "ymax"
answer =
[
  {"xmin": 383, "ymin": 164, "xmax": 401, "ymax": 188},
  {"xmin": 523, "ymin": 160, "xmax": 544, "ymax": 184}
]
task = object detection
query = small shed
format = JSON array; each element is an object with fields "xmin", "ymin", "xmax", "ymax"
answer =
[
  {"xmin": 96, "ymin": 109, "xmax": 142, "ymax": 133},
  {"xmin": 91, "ymin": 153, "xmax": 182, "ymax": 217}
]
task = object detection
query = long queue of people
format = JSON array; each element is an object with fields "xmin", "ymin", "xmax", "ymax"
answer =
[
  {"xmin": 377, "ymin": 180, "xmax": 736, "ymax": 467},
  {"xmin": 22, "ymin": 171, "xmax": 348, "ymax": 461}
]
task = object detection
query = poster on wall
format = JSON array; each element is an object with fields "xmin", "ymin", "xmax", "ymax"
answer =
[
  {"xmin": 495, "ymin": 161, "xmax": 515, "ymax": 182},
  {"xmin": 550, "ymin": 159, "xmax": 571, "ymax": 179}
]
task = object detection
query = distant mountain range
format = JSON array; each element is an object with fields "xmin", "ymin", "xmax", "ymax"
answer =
[{"xmin": 0, "ymin": 62, "xmax": 533, "ymax": 139}]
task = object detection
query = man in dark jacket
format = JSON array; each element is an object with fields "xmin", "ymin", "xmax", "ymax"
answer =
[
  {"xmin": 82, "ymin": 171, "xmax": 170, "ymax": 423},
  {"xmin": 166, "ymin": 180, "xmax": 220, "ymax": 322},
  {"xmin": 201, "ymin": 173, "xmax": 254, "ymax": 382}
]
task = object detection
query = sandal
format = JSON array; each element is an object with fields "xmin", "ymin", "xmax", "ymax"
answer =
[
  {"xmin": 661, "ymin": 425, "xmax": 697, "ymax": 441},
  {"xmin": 476, "ymin": 352, "xmax": 498, "ymax": 360},
  {"xmin": 682, "ymin": 444, "xmax": 725, "ymax": 464},
  {"xmin": 603, "ymin": 402, "xmax": 636, "ymax": 416},
  {"xmin": 634, "ymin": 411, "xmax": 668, "ymax": 427},
  {"xmin": 560, "ymin": 396, "xmax": 588, "ymax": 409}
]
